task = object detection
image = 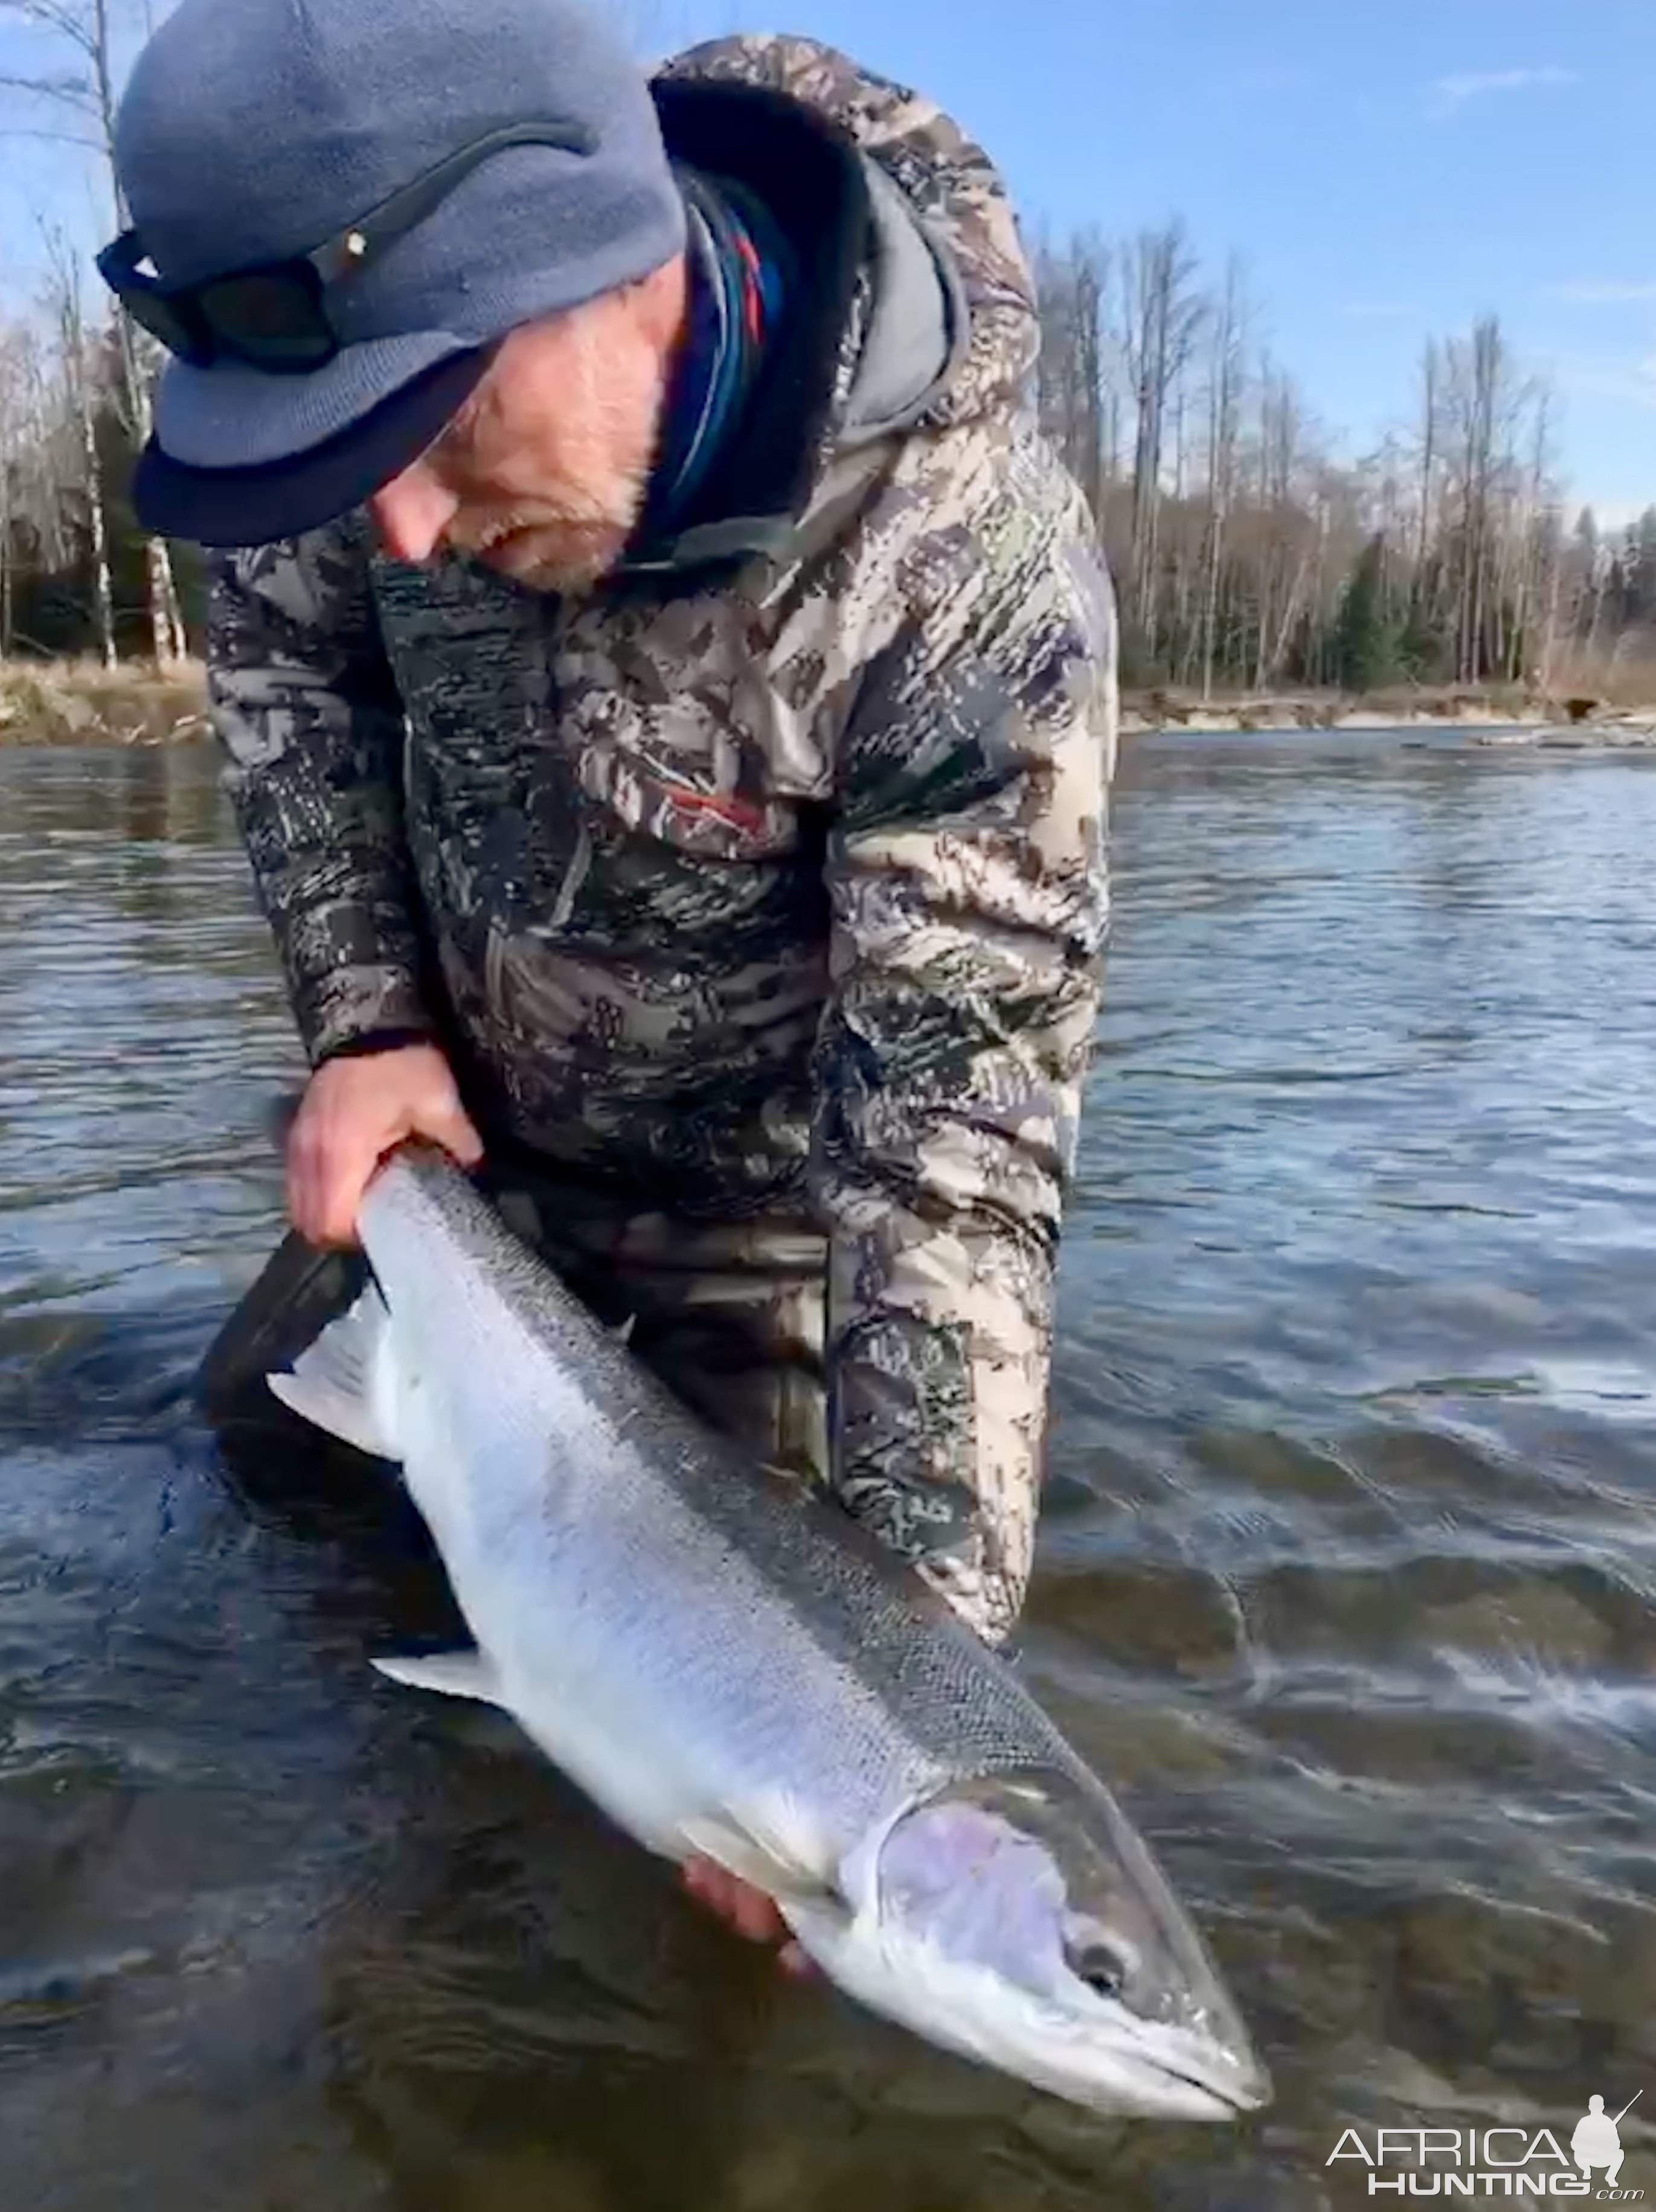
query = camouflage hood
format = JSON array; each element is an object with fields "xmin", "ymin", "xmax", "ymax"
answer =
[{"xmin": 635, "ymin": 33, "xmax": 1041, "ymax": 570}]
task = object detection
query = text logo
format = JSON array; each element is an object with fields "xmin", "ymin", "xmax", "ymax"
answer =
[{"xmin": 1327, "ymin": 2094, "xmax": 1645, "ymax": 2198}]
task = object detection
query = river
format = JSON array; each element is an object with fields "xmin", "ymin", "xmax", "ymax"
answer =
[{"xmin": 2, "ymin": 732, "xmax": 1654, "ymax": 2210}]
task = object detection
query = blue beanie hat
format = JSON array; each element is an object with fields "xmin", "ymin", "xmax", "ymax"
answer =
[{"xmin": 111, "ymin": 0, "xmax": 687, "ymax": 544}]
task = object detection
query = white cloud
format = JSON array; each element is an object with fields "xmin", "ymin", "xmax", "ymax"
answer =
[
  {"xmin": 1544, "ymin": 281, "xmax": 1656, "ymax": 307},
  {"xmin": 1423, "ymin": 66, "xmax": 1577, "ymax": 119}
]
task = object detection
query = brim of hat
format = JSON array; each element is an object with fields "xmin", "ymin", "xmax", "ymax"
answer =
[{"xmin": 132, "ymin": 347, "xmax": 494, "ymax": 547}]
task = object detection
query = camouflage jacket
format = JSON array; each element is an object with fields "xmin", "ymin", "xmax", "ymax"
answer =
[{"xmin": 207, "ymin": 34, "xmax": 1118, "ymax": 1636}]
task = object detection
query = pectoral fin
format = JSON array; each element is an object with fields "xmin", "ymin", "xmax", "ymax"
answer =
[
  {"xmin": 266, "ymin": 1284, "xmax": 399, "ymax": 1461},
  {"xmin": 680, "ymin": 1798, "xmax": 846, "ymax": 1912},
  {"xmin": 371, "ymin": 1650, "xmax": 506, "ymax": 1706}
]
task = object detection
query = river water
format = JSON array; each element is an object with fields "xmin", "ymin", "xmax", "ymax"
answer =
[{"xmin": 2, "ymin": 733, "xmax": 1655, "ymax": 2210}]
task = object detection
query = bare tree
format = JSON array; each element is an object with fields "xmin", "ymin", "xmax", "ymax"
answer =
[
  {"xmin": 1413, "ymin": 339, "xmax": 1439, "ymax": 597},
  {"xmin": 1033, "ymin": 227, "xmax": 1113, "ymax": 523},
  {"xmin": 0, "ymin": 333, "xmax": 34, "ymax": 653},
  {"xmin": 42, "ymin": 222, "xmax": 115, "ymax": 665},
  {"xmin": 1198, "ymin": 254, "xmax": 1246, "ymax": 699},
  {"xmin": 1442, "ymin": 316, "xmax": 1498, "ymax": 683},
  {"xmin": 10, "ymin": 321, "xmax": 79, "ymax": 590},
  {"xmin": 1120, "ymin": 220, "xmax": 1207, "ymax": 648},
  {"xmin": 0, "ymin": 0, "xmax": 187, "ymax": 663}
]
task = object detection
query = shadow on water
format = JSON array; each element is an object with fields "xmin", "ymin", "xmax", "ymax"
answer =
[{"xmin": 5, "ymin": 738, "xmax": 1656, "ymax": 2208}]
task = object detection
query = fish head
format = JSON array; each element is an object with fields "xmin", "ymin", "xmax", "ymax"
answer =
[{"xmin": 791, "ymin": 1764, "xmax": 1269, "ymax": 2123}]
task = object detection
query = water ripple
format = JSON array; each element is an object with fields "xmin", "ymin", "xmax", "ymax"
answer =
[{"xmin": 2, "ymin": 736, "xmax": 1656, "ymax": 2206}]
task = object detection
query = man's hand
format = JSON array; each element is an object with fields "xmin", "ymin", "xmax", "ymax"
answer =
[
  {"xmin": 287, "ymin": 1042, "xmax": 485, "ymax": 1247},
  {"xmin": 681, "ymin": 1859, "xmax": 814, "ymax": 1978}
]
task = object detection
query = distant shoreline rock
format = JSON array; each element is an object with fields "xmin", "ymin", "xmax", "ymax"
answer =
[{"xmin": 1470, "ymin": 718, "xmax": 1656, "ymax": 749}]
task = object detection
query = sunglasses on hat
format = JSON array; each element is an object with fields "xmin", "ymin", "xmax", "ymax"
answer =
[{"xmin": 97, "ymin": 118, "xmax": 594, "ymax": 375}]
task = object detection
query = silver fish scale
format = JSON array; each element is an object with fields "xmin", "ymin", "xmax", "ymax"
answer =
[{"xmin": 379, "ymin": 1146, "xmax": 1093, "ymax": 1799}]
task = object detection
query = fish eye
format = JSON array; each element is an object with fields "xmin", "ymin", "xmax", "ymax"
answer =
[{"xmin": 1068, "ymin": 1938, "xmax": 1129, "ymax": 1999}]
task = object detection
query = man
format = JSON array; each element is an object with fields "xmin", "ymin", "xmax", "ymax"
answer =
[{"xmin": 107, "ymin": 0, "xmax": 1117, "ymax": 1960}]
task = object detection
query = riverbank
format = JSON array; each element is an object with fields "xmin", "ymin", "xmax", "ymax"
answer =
[
  {"xmin": 1117, "ymin": 682, "xmax": 1656, "ymax": 736},
  {"xmin": 2, "ymin": 658, "xmax": 1654, "ymax": 748},
  {"xmin": 0, "ymin": 659, "xmax": 212, "ymax": 745}
]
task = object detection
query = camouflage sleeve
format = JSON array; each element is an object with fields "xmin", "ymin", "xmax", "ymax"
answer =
[
  {"xmin": 205, "ymin": 526, "xmax": 434, "ymax": 1065},
  {"xmin": 811, "ymin": 444, "xmax": 1117, "ymax": 1647}
]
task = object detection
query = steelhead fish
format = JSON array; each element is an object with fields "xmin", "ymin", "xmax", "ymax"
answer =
[{"xmin": 266, "ymin": 1142, "xmax": 1269, "ymax": 2121}]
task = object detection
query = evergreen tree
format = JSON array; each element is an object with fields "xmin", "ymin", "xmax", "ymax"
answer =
[{"xmin": 1330, "ymin": 535, "xmax": 1399, "ymax": 692}]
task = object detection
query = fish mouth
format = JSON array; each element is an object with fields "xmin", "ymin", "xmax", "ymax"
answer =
[
  {"xmin": 1113, "ymin": 2007, "xmax": 1274, "ymax": 2118},
  {"xmin": 1131, "ymin": 2041, "xmax": 1272, "ymax": 2120},
  {"xmin": 1018, "ymin": 1989, "xmax": 1271, "ymax": 2121}
]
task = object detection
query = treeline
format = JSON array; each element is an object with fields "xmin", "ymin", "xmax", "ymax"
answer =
[
  {"xmin": 0, "ymin": 0, "xmax": 200, "ymax": 664},
  {"xmin": 0, "ymin": 303, "xmax": 208, "ymax": 662},
  {"xmin": 0, "ymin": 0, "xmax": 1649, "ymax": 702},
  {"xmin": 1032, "ymin": 220, "xmax": 1655, "ymax": 701},
  {"xmin": 18, "ymin": 219, "xmax": 1649, "ymax": 700}
]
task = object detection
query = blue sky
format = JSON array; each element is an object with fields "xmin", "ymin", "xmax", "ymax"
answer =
[
  {"xmin": 0, "ymin": 0, "xmax": 1651, "ymax": 526},
  {"xmin": 658, "ymin": 0, "xmax": 1656, "ymax": 526}
]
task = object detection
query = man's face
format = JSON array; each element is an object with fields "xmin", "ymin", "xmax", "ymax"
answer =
[{"xmin": 366, "ymin": 259, "xmax": 685, "ymax": 593}]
